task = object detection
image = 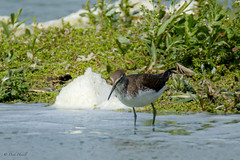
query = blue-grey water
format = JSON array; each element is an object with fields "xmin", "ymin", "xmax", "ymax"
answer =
[
  {"xmin": 0, "ymin": 103, "xmax": 240, "ymax": 160},
  {"xmin": 0, "ymin": 0, "xmax": 96, "ymax": 23}
]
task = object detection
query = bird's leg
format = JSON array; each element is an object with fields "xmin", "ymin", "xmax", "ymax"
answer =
[
  {"xmin": 151, "ymin": 103, "xmax": 156, "ymax": 125},
  {"xmin": 133, "ymin": 107, "xmax": 137, "ymax": 126}
]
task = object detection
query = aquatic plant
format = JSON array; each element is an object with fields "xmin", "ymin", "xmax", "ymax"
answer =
[
  {"xmin": 0, "ymin": 1, "xmax": 239, "ymax": 114},
  {"xmin": 171, "ymin": 74, "xmax": 196, "ymax": 94},
  {"xmin": 170, "ymin": 64, "xmax": 240, "ymax": 113},
  {"xmin": 80, "ymin": 0, "xmax": 120, "ymax": 29},
  {"xmin": 81, "ymin": 0, "xmax": 138, "ymax": 28},
  {"xmin": 119, "ymin": 0, "xmax": 139, "ymax": 26},
  {"xmin": 0, "ymin": 68, "xmax": 30, "ymax": 102},
  {"xmin": 140, "ymin": 0, "xmax": 194, "ymax": 68},
  {"xmin": 0, "ymin": 8, "xmax": 30, "ymax": 37},
  {"xmin": 80, "ymin": 0, "xmax": 138, "ymax": 55},
  {"xmin": 140, "ymin": 0, "xmax": 240, "ymax": 71}
]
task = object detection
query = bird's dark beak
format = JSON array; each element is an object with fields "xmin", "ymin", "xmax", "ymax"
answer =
[
  {"xmin": 108, "ymin": 76, "xmax": 123, "ymax": 100},
  {"xmin": 107, "ymin": 83, "xmax": 117, "ymax": 100}
]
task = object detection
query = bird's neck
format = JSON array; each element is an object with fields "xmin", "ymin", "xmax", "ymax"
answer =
[{"xmin": 115, "ymin": 77, "xmax": 128, "ymax": 94}]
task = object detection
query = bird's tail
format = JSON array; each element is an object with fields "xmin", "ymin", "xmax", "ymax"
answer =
[
  {"xmin": 158, "ymin": 68, "xmax": 175, "ymax": 81},
  {"xmin": 164, "ymin": 68, "xmax": 175, "ymax": 78}
]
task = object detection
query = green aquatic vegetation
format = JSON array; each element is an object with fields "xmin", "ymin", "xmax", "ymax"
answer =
[
  {"xmin": 224, "ymin": 120, "xmax": 240, "ymax": 124},
  {"xmin": 209, "ymin": 120, "xmax": 217, "ymax": 123},
  {"xmin": 166, "ymin": 63, "xmax": 240, "ymax": 113},
  {"xmin": 0, "ymin": 1, "xmax": 239, "ymax": 114},
  {"xmin": 119, "ymin": 0, "xmax": 139, "ymax": 26},
  {"xmin": 140, "ymin": 0, "xmax": 194, "ymax": 68},
  {"xmin": 160, "ymin": 129, "xmax": 192, "ymax": 136},
  {"xmin": 0, "ymin": 21, "xmax": 147, "ymax": 102},
  {"xmin": 163, "ymin": 121, "xmax": 177, "ymax": 124},
  {"xmin": 0, "ymin": 8, "xmax": 30, "ymax": 37},
  {"xmin": 196, "ymin": 123, "xmax": 214, "ymax": 131},
  {"xmin": 0, "ymin": 68, "xmax": 30, "ymax": 102},
  {"xmin": 81, "ymin": 0, "xmax": 139, "ymax": 56},
  {"xmin": 170, "ymin": 74, "xmax": 196, "ymax": 93},
  {"xmin": 81, "ymin": 0, "xmax": 120, "ymax": 29},
  {"xmin": 81, "ymin": 0, "xmax": 138, "ymax": 29},
  {"xmin": 189, "ymin": 0, "xmax": 240, "ymax": 70},
  {"xmin": 140, "ymin": 0, "xmax": 240, "ymax": 70}
]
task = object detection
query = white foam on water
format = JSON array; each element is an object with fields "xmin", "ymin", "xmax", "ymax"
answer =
[{"xmin": 52, "ymin": 68, "xmax": 128, "ymax": 110}]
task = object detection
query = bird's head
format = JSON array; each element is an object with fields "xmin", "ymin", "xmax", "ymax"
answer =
[{"xmin": 108, "ymin": 70, "xmax": 125, "ymax": 100}]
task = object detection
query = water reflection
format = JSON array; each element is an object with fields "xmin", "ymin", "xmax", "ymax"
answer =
[
  {"xmin": 139, "ymin": 116, "xmax": 240, "ymax": 136},
  {"xmin": 196, "ymin": 124, "xmax": 214, "ymax": 131},
  {"xmin": 140, "ymin": 119, "xmax": 191, "ymax": 135},
  {"xmin": 224, "ymin": 119, "xmax": 240, "ymax": 124}
]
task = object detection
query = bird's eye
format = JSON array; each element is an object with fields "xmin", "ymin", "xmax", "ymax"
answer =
[
  {"xmin": 119, "ymin": 74, "xmax": 125, "ymax": 80},
  {"xmin": 116, "ymin": 74, "xmax": 124, "ymax": 83}
]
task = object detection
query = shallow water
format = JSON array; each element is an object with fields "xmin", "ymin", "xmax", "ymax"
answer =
[
  {"xmin": 1, "ymin": 103, "xmax": 240, "ymax": 160},
  {"xmin": 0, "ymin": 0, "xmax": 90, "ymax": 23}
]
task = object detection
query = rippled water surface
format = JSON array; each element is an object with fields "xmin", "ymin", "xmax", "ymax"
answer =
[{"xmin": 0, "ymin": 103, "xmax": 240, "ymax": 160}]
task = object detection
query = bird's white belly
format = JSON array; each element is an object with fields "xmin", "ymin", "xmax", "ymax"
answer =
[{"xmin": 116, "ymin": 86, "xmax": 166, "ymax": 107}]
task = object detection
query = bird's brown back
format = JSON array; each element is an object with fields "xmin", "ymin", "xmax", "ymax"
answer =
[{"xmin": 126, "ymin": 70, "xmax": 172, "ymax": 95}]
